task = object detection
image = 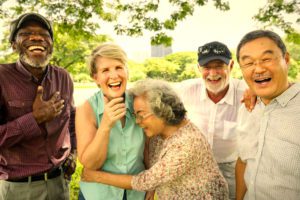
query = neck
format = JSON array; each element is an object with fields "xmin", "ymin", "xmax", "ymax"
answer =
[
  {"xmin": 21, "ymin": 60, "xmax": 47, "ymax": 81},
  {"xmin": 161, "ymin": 119, "xmax": 188, "ymax": 139},
  {"xmin": 207, "ymin": 85, "xmax": 229, "ymax": 104}
]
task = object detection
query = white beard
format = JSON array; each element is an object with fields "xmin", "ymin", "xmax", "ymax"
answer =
[
  {"xmin": 205, "ymin": 75, "xmax": 229, "ymax": 94},
  {"xmin": 20, "ymin": 52, "xmax": 51, "ymax": 69}
]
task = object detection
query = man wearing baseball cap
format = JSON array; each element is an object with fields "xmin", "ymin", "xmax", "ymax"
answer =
[
  {"xmin": 178, "ymin": 41, "xmax": 248, "ymax": 200},
  {"xmin": 0, "ymin": 13, "xmax": 75, "ymax": 200}
]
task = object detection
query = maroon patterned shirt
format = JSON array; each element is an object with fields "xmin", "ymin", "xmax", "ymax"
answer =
[{"xmin": 0, "ymin": 60, "xmax": 75, "ymax": 179}]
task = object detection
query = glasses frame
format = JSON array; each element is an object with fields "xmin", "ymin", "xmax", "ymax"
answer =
[
  {"xmin": 133, "ymin": 112, "xmax": 153, "ymax": 122},
  {"xmin": 240, "ymin": 56, "xmax": 279, "ymax": 70}
]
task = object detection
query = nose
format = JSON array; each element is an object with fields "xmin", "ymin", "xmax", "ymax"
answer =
[
  {"xmin": 109, "ymin": 69, "xmax": 118, "ymax": 78},
  {"xmin": 135, "ymin": 118, "xmax": 141, "ymax": 125},
  {"xmin": 208, "ymin": 68, "xmax": 218, "ymax": 75},
  {"xmin": 253, "ymin": 62, "xmax": 267, "ymax": 73},
  {"xmin": 29, "ymin": 33, "xmax": 45, "ymax": 41}
]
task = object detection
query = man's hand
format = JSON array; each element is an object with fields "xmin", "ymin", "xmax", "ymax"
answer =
[
  {"xmin": 240, "ymin": 88, "xmax": 257, "ymax": 112},
  {"xmin": 62, "ymin": 152, "xmax": 77, "ymax": 180},
  {"xmin": 32, "ymin": 86, "xmax": 65, "ymax": 124}
]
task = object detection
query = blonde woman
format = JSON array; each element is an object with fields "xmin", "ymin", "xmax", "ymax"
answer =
[{"xmin": 76, "ymin": 43, "xmax": 146, "ymax": 200}]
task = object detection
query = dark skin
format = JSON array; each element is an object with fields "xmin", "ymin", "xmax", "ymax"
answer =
[{"xmin": 12, "ymin": 21, "xmax": 64, "ymax": 124}]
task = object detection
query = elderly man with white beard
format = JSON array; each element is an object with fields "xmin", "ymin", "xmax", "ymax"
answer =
[
  {"xmin": 177, "ymin": 41, "xmax": 247, "ymax": 200},
  {"xmin": 0, "ymin": 13, "xmax": 76, "ymax": 200}
]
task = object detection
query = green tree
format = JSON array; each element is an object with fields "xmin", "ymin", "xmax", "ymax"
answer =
[
  {"xmin": 254, "ymin": 0, "xmax": 300, "ymax": 44},
  {"xmin": 165, "ymin": 52, "xmax": 198, "ymax": 81},
  {"xmin": 143, "ymin": 57, "xmax": 180, "ymax": 81},
  {"xmin": 127, "ymin": 60, "xmax": 147, "ymax": 82},
  {"xmin": 0, "ymin": 0, "xmax": 230, "ymax": 47}
]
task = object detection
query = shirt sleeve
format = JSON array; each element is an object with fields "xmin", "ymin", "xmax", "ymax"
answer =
[
  {"xmin": 236, "ymin": 105, "xmax": 260, "ymax": 162},
  {"xmin": 0, "ymin": 112, "xmax": 41, "ymax": 147},
  {"xmin": 69, "ymin": 105, "xmax": 76, "ymax": 152},
  {"xmin": 131, "ymin": 136, "xmax": 201, "ymax": 191}
]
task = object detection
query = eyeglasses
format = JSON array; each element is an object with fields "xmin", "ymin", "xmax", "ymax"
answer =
[
  {"xmin": 133, "ymin": 112, "xmax": 153, "ymax": 122},
  {"xmin": 240, "ymin": 56, "xmax": 278, "ymax": 69},
  {"xmin": 198, "ymin": 44, "xmax": 227, "ymax": 56}
]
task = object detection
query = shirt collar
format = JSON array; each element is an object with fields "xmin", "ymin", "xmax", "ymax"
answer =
[
  {"xmin": 16, "ymin": 59, "xmax": 50, "ymax": 83},
  {"xmin": 16, "ymin": 60, "xmax": 33, "ymax": 81},
  {"xmin": 200, "ymin": 78, "xmax": 235, "ymax": 105},
  {"xmin": 273, "ymin": 83, "xmax": 300, "ymax": 107}
]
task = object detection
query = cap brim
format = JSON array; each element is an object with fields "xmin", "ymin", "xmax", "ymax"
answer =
[
  {"xmin": 198, "ymin": 56, "xmax": 230, "ymax": 66},
  {"xmin": 17, "ymin": 14, "xmax": 51, "ymax": 30},
  {"xmin": 9, "ymin": 13, "xmax": 53, "ymax": 42}
]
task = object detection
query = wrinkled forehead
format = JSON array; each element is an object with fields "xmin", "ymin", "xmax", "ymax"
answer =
[
  {"xmin": 18, "ymin": 20, "xmax": 49, "ymax": 31},
  {"xmin": 239, "ymin": 37, "xmax": 279, "ymax": 60}
]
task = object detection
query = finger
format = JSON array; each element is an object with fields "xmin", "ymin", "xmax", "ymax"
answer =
[
  {"xmin": 250, "ymin": 95, "xmax": 257, "ymax": 112},
  {"xmin": 110, "ymin": 103, "xmax": 126, "ymax": 112},
  {"xmin": 113, "ymin": 110, "xmax": 126, "ymax": 120},
  {"xmin": 107, "ymin": 97, "xmax": 124, "ymax": 106},
  {"xmin": 50, "ymin": 91, "xmax": 60, "ymax": 103},
  {"xmin": 35, "ymin": 86, "xmax": 44, "ymax": 101}
]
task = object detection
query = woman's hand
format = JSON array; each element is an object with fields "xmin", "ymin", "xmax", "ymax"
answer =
[
  {"xmin": 145, "ymin": 190, "xmax": 155, "ymax": 200},
  {"xmin": 101, "ymin": 96, "xmax": 126, "ymax": 128}
]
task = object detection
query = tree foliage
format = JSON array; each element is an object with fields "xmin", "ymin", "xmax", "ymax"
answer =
[
  {"xmin": 0, "ymin": 0, "xmax": 299, "ymax": 81},
  {"xmin": 0, "ymin": 0, "xmax": 230, "ymax": 46},
  {"xmin": 254, "ymin": 0, "xmax": 300, "ymax": 44}
]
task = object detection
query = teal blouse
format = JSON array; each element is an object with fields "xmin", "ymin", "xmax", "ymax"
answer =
[{"xmin": 80, "ymin": 90, "xmax": 146, "ymax": 200}]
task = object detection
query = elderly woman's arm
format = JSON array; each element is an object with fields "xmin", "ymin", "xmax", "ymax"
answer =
[
  {"xmin": 82, "ymin": 168, "xmax": 133, "ymax": 189},
  {"xmin": 82, "ymin": 136, "xmax": 201, "ymax": 191}
]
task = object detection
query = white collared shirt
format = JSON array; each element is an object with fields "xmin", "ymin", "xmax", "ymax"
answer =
[
  {"xmin": 175, "ymin": 78, "xmax": 246, "ymax": 163},
  {"xmin": 237, "ymin": 83, "xmax": 300, "ymax": 200}
]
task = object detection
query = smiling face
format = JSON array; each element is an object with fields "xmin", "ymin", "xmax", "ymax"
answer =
[
  {"xmin": 133, "ymin": 95, "xmax": 165, "ymax": 138},
  {"xmin": 239, "ymin": 37, "xmax": 290, "ymax": 105},
  {"xmin": 12, "ymin": 21, "xmax": 53, "ymax": 69},
  {"xmin": 200, "ymin": 60, "xmax": 232, "ymax": 97},
  {"xmin": 93, "ymin": 56, "xmax": 128, "ymax": 100}
]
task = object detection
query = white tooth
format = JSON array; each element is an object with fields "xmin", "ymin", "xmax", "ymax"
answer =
[
  {"xmin": 28, "ymin": 46, "xmax": 45, "ymax": 51},
  {"xmin": 109, "ymin": 82, "xmax": 120, "ymax": 86}
]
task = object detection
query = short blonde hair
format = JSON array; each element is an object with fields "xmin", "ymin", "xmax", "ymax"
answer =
[{"xmin": 88, "ymin": 43, "xmax": 127, "ymax": 77}]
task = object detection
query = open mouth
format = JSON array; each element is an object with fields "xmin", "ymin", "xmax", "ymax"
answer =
[
  {"xmin": 254, "ymin": 77, "xmax": 272, "ymax": 84},
  {"xmin": 28, "ymin": 45, "xmax": 46, "ymax": 53},
  {"xmin": 208, "ymin": 77, "xmax": 221, "ymax": 81},
  {"xmin": 108, "ymin": 82, "xmax": 122, "ymax": 89}
]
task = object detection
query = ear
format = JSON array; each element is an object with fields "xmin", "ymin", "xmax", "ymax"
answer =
[
  {"xmin": 197, "ymin": 63, "xmax": 201, "ymax": 71},
  {"xmin": 11, "ymin": 42, "xmax": 17, "ymax": 51},
  {"xmin": 92, "ymin": 73, "xmax": 97, "ymax": 82},
  {"xmin": 284, "ymin": 52, "xmax": 290, "ymax": 65},
  {"xmin": 229, "ymin": 60, "xmax": 234, "ymax": 71}
]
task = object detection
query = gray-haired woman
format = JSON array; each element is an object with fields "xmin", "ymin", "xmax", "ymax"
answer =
[{"xmin": 82, "ymin": 79, "xmax": 229, "ymax": 200}]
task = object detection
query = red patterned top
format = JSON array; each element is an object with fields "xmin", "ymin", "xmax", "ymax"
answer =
[{"xmin": 132, "ymin": 121, "xmax": 229, "ymax": 199}]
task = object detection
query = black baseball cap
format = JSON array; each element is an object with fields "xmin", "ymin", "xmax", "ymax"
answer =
[
  {"xmin": 197, "ymin": 41, "xmax": 232, "ymax": 66},
  {"xmin": 9, "ymin": 12, "xmax": 53, "ymax": 42}
]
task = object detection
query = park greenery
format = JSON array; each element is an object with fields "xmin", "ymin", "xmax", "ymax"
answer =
[{"xmin": 0, "ymin": 0, "xmax": 299, "ymax": 82}]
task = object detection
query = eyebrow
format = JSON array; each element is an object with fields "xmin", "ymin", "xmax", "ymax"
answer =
[{"xmin": 240, "ymin": 50, "xmax": 275, "ymax": 61}]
